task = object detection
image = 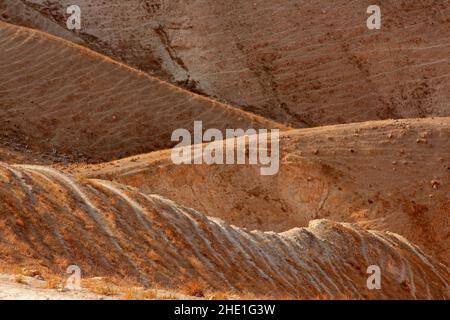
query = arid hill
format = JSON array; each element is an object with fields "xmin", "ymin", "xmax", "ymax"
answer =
[
  {"xmin": 0, "ymin": 162, "xmax": 448, "ymax": 299},
  {"xmin": 76, "ymin": 117, "xmax": 450, "ymax": 265},
  {"xmin": 0, "ymin": 0, "xmax": 85, "ymax": 45},
  {"xmin": 0, "ymin": 2, "xmax": 448, "ymax": 300},
  {"xmin": 2, "ymin": 0, "xmax": 449, "ymax": 126},
  {"xmin": 0, "ymin": 21, "xmax": 284, "ymax": 163}
]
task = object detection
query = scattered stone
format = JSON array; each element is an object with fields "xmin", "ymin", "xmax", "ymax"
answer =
[
  {"xmin": 416, "ymin": 138, "xmax": 427, "ymax": 144},
  {"xmin": 431, "ymin": 180, "xmax": 440, "ymax": 190}
]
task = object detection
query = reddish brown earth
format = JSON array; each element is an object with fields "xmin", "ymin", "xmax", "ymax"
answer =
[
  {"xmin": 0, "ymin": 2, "xmax": 448, "ymax": 300},
  {"xmin": 76, "ymin": 117, "xmax": 450, "ymax": 266},
  {"xmin": 0, "ymin": 21, "xmax": 284, "ymax": 163},
  {"xmin": 0, "ymin": 163, "xmax": 448, "ymax": 299},
  {"xmin": 2, "ymin": 0, "xmax": 449, "ymax": 126}
]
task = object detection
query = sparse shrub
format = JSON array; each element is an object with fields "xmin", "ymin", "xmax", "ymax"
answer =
[
  {"xmin": 122, "ymin": 288, "xmax": 158, "ymax": 300},
  {"xmin": 44, "ymin": 275, "xmax": 61, "ymax": 289},
  {"xmin": 14, "ymin": 275, "xmax": 26, "ymax": 284},
  {"xmin": 179, "ymin": 280, "xmax": 207, "ymax": 298},
  {"xmin": 90, "ymin": 285, "xmax": 118, "ymax": 296}
]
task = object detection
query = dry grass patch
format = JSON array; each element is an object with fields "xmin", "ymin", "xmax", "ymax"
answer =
[
  {"xmin": 14, "ymin": 274, "xmax": 26, "ymax": 284},
  {"xmin": 179, "ymin": 280, "xmax": 208, "ymax": 298},
  {"xmin": 82, "ymin": 277, "xmax": 120, "ymax": 297},
  {"xmin": 89, "ymin": 284, "xmax": 118, "ymax": 296},
  {"xmin": 121, "ymin": 288, "xmax": 158, "ymax": 300}
]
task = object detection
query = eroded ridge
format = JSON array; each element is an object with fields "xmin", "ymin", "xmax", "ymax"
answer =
[
  {"xmin": 0, "ymin": 21, "xmax": 285, "ymax": 162},
  {"xmin": 3, "ymin": 0, "xmax": 449, "ymax": 126},
  {"xmin": 0, "ymin": 163, "xmax": 448, "ymax": 299},
  {"xmin": 77, "ymin": 117, "xmax": 450, "ymax": 264}
]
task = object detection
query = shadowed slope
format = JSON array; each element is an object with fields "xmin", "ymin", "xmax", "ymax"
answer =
[
  {"xmin": 77, "ymin": 117, "xmax": 450, "ymax": 264},
  {"xmin": 4, "ymin": 0, "xmax": 449, "ymax": 126},
  {"xmin": 0, "ymin": 162, "xmax": 448, "ymax": 299},
  {"xmin": 0, "ymin": 0, "xmax": 85, "ymax": 45},
  {"xmin": 0, "ymin": 21, "xmax": 286, "ymax": 163}
]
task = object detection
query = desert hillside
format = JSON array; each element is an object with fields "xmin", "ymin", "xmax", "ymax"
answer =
[
  {"xmin": 0, "ymin": 163, "xmax": 448, "ymax": 299},
  {"xmin": 1, "ymin": 0, "xmax": 449, "ymax": 126},
  {"xmin": 0, "ymin": 21, "xmax": 284, "ymax": 163},
  {"xmin": 76, "ymin": 117, "xmax": 450, "ymax": 265},
  {"xmin": 0, "ymin": 1, "xmax": 448, "ymax": 300}
]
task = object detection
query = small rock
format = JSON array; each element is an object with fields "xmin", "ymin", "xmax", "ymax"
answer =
[
  {"xmin": 34, "ymin": 275, "xmax": 45, "ymax": 281},
  {"xmin": 431, "ymin": 180, "xmax": 440, "ymax": 190},
  {"xmin": 22, "ymin": 269, "xmax": 42, "ymax": 278},
  {"xmin": 416, "ymin": 138, "xmax": 427, "ymax": 144}
]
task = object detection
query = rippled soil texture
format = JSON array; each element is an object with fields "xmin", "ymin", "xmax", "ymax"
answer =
[{"xmin": 0, "ymin": 1, "xmax": 449, "ymax": 299}]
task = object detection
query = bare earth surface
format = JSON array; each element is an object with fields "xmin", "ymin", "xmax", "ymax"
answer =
[
  {"xmin": 0, "ymin": 274, "xmax": 104, "ymax": 300},
  {"xmin": 0, "ymin": 21, "xmax": 285, "ymax": 162},
  {"xmin": 0, "ymin": 163, "xmax": 448, "ymax": 299},
  {"xmin": 1, "ymin": 0, "xmax": 449, "ymax": 126},
  {"xmin": 76, "ymin": 117, "xmax": 450, "ymax": 265},
  {"xmin": 0, "ymin": 1, "xmax": 448, "ymax": 300}
]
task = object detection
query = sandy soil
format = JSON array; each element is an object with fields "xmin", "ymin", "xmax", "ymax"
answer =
[
  {"xmin": 0, "ymin": 2, "xmax": 448, "ymax": 300},
  {"xmin": 75, "ymin": 117, "xmax": 450, "ymax": 265},
  {"xmin": 0, "ymin": 21, "xmax": 285, "ymax": 163},
  {"xmin": 0, "ymin": 274, "xmax": 106, "ymax": 300},
  {"xmin": 2, "ymin": 0, "xmax": 449, "ymax": 126},
  {"xmin": 0, "ymin": 162, "xmax": 448, "ymax": 299}
]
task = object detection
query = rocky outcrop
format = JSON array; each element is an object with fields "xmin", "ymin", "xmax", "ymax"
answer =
[
  {"xmin": 80, "ymin": 117, "xmax": 450, "ymax": 265},
  {"xmin": 0, "ymin": 162, "xmax": 448, "ymax": 299}
]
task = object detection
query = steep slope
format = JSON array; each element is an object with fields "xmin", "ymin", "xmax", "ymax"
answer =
[
  {"xmin": 3, "ymin": 0, "xmax": 449, "ymax": 126},
  {"xmin": 0, "ymin": 162, "xmax": 448, "ymax": 299},
  {"xmin": 0, "ymin": 0, "xmax": 448, "ymax": 301},
  {"xmin": 77, "ymin": 117, "xmax": 450, "ymax": 265},
  {"xmin": 0, "ymin": 21, "xmax": 285, "ymax": 163},
  {"xmin": 0, "ymin": 0, "xmax": 85, "ymax": 45}
]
